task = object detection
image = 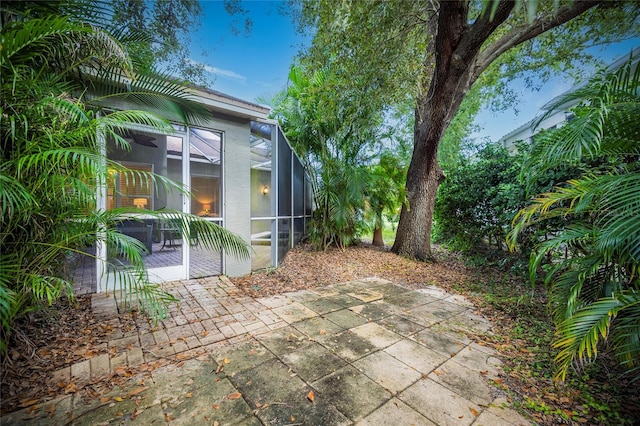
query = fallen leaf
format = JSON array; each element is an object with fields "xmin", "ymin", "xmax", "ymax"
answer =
[
  {"xmin": 100, "ymin": 396, "xmax": 112, "ymax": 403},
  {"xmin": 26, "ymin": 405, "xmax": 40, "ymax": 414},
  {"xmin": 291, "ymin": 415, "xmax": 296, "ymax": 422},
  {"xmin": 128, "ymin": 387, "xmax": 148, "ymax": 396},
  {"xmin": 201, "ymin": 330, "xmax": 209, "ymax": 337},
  {"xmin": 479, "ymin": 370, "xmax": 488, "ymax": 376},
  {"xmin": 216, "ymin": 363, "xmax": 224, "ymax": 373},
  {"xmin": 114, "ymin": 397, "xmax": 124, "ymax": 402},
  {"xmin": 307, "ymin": 390, "xmax": 315, "ymax": 403},
  {"xmin": 186, "ymin": 392, "xmax": 193, "ymax": 398},
  {"xmin": 223, "ymin": 357, "xmax": 231, "ymax": 364},
  {"xmin": 227, "ymin": 392, "xmax": 242, "ymax": 400},
  {"xmin": 214, "ymin": 421, "xmax": 220, "ymax": 426},
  {"xmin": 469, "ymin": 407, "xmax": 479, "ymax": 417},
  {"xmin": 212, "ymin": 403, "xmax": 220, "ymax": 409},
  {"xmin": 319, "ymin": 330, "xmax": 326, "ymax": 335}
]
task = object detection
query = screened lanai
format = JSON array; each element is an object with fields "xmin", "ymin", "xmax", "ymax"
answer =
[
  {"xmin": 249, "ymin": 121, "xmax": 313, "ymax": 271},
  {"xmin": 71, "ymin": 88, "xmax": 312, "ymax": 293}
]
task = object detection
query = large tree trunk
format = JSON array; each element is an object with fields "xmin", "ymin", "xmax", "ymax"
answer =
[
  {"xmin": 391, "ymin": 0, "xmax": 599, "ymax": 260},
  {"xmin": 392, "ymin": 0, "xmax": 514, "ymax": 260},
  {"xmin": 372, "ymin": 226, "xmax": 384, "ymax": 246},
  {"xmin": 391, "ymin": 142, "xmax": 444, "ymax": 259}
]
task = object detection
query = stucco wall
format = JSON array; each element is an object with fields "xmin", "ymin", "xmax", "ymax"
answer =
[{"xmin": 200, "ymin": 115, "xmax": 252, "ymax": 277}]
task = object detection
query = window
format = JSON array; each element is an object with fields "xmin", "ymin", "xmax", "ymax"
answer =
[{"xmin": 107, "ymin": 162, "xmax": 153, "ymax": 210}]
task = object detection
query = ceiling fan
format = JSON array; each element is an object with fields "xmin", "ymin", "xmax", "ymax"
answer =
[{"xmin": 123, "ymin": 131, "xmax": 158, "ymax": 148}]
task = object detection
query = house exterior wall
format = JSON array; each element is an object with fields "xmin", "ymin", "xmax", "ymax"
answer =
[
  {"xmin": 498, "ymin": 48, "xmax": 639, "ymax": 151},
  {"xmin": 212, "ymin": 115, "xmax": 253, "ymax": 277},
  {"xmin": 498, "ymin": 110, "xmax": 573, "ymax": 152}
]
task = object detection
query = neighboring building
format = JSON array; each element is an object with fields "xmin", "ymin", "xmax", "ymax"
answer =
[
  {"xmin": 498, "ymin": 47, "xmax": 639, "ymax": 151},
  {"xmin": 497, "ymin": 109, "xmax": 575, "ymax": 152},
  {"xmin": 75, "ymin": 87, "xmax": 312, "ymax": 293}
]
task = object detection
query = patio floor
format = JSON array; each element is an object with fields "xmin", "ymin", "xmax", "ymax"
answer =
[{"xmin": 1, "ymin": 277, "xmax": 530, "ymax": 425}]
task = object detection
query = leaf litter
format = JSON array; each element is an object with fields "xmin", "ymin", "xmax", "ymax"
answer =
[{"xmin": 1, "ymin": 242, "xmax": 637, "ymax": 423}]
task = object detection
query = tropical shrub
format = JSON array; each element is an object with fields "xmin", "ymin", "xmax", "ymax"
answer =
[
  {"xmin": 270, "ymin": 65, "xmax": 390, "ymax": 250},
  {"xmin": 434, "ymin": 143, "xmax": 523, "ymax": 252},
  {"xmin": 509, "ymin": 56, "xmax": 640, "ymax": 381},
  {"xmin": 0, "ymin": 1, "xmax": 248, "ymax": 353}
]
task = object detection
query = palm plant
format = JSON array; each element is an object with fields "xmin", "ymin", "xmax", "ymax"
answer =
[
  {"xmin": 366, "ymin": 152, "xmax": 407, "ymax": 247},
  {"xmin": 271, "ymin": 64, "xmax": 387, "ymax": 250},
  {"xmin": 508, "ymin": 56, "xmax": 640, "ymax": 381},
  {"xmin": 0, "ymin": 1, "xmax": 248, "ymax": 353}
]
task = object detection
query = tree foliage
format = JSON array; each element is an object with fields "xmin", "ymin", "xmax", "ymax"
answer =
[
  {"xmin": 269, "ymin": 65, "xmax": 377, "ymax": 249},
  {"xmin": 434, "ymin": 137, "xmax": 582, "ymax": 256},
  {"xmin": 269, "ymin": 64, "xmax": 411, "ymax": 250},
  {"xmin": 110, "ymin": 0, "xmax": 208, "ymax": 84},
  {"xmin": 434, "ymin": 143, "xmax": 522, "ymax": 252},
  {"xmin": 509, "ymin": 57, "xmax": 640, "ymax": 381},
  {"xmin": 290, "ymin": 0, "xmax": 640, "ymax": 260},
  {"xmin": 0, "ymin": 0, "xmax": 249, "ymax": 353}
]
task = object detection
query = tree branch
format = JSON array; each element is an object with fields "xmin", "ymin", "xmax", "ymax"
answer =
[
  {"xmin": 474, "ymin": 0, "xmax": 601, "ymax": 80},
  {"xmin": 463, "ymin": 0, "xmax": 515, "ymax": 55}
]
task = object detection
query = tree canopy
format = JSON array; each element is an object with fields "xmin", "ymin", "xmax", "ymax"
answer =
[{"xmin": 290, "ymin": 0, "xmax": 640, "ymax": 260}]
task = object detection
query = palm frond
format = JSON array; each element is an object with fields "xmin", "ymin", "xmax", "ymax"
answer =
[
  {"xmin": 553, "ymin": 291, "xmax": 640, "ymax": 381},
  {"xmin": 510, "ymin": 54, "xmax": 640, "ymax": 381}
]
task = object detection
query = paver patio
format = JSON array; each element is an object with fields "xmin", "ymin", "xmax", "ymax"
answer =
[{"xmin": 1, "ymin": 277, "xmax": 530, "ymax": 425}]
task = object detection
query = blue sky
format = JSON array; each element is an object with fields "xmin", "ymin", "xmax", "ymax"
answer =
[
  {"xmin": 189, "ymin": 2, "xmax": 638, "ymax": 142},
  {"xmin": 189, "ymin": 1, "xmax": 306, "ymax": 104},
  {"xmin": 472, "ymin": 38, "xmax": 640, "ymax": 142}
]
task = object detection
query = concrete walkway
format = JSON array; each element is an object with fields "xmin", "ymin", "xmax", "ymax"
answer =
[{"xmin": 2, "ymin": 277, "xmax": 530, "ymax": 425}]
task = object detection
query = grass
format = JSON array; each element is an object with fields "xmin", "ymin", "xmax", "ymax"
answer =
[{"xmin": 362, "ymin": 220, "xmax": 397, "ymax": 246}]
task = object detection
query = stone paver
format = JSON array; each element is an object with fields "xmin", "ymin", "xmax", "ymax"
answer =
[
  {"xmin": 313, "ymin": 365, "xmax": 392, "ymax": 421},
  {"xmin": 1, "ymin": 277, "xmax": 532, "ymax": 425},
  {"xmin": 385, "ymin": 338, "xmax": 449, "ymax": 375},
  {"xmin": 353, "ymin": 350, "xmax": 422, "ymax": 394},
  {"xmin": 358, "ymin": 398, "xmax": 436, "ymax": 426},
  {"xmin": 400, "ymin": 378, "xmax": 481, "ymax": 426}
]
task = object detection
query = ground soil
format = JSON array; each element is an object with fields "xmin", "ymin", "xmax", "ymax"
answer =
[
  {"xmin": 1, "ymin": 242, "xmax": 637, "ymax": 424},
  {"xmin": 232, "ymin": 242, "xmax": 472, "ymax": 297}
]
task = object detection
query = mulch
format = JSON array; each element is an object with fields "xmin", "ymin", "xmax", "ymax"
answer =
[{"xmin": 232, "ymin": 242, "xmax": 474, "ymax": 297}]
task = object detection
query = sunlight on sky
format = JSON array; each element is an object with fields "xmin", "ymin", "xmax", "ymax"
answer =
[
  {"xmin": 191, "ymin": 2, "xmax": 638, "ymax": 142},
  {"xmin": 190, "ymin": 1, "xmax": 308, "ymax": 105}
]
